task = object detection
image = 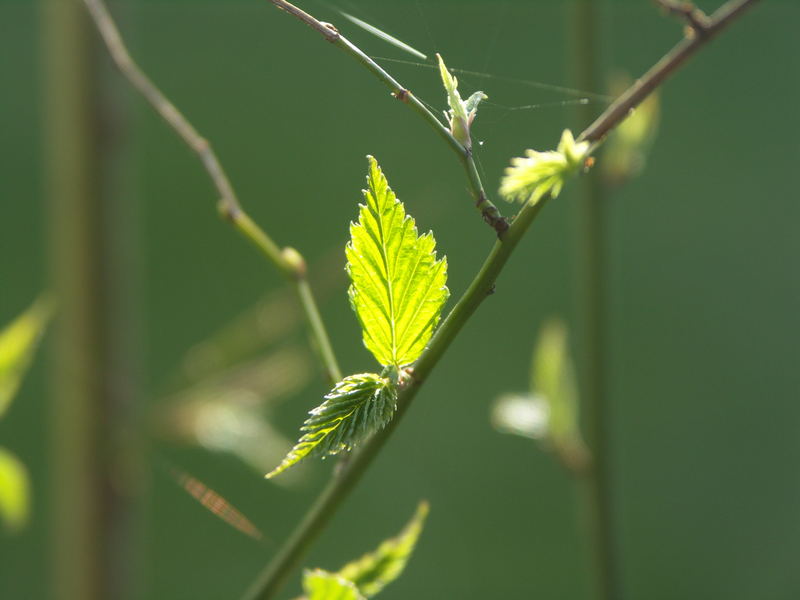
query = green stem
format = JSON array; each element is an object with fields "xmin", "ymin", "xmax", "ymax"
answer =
[
  {"xmin": 43, "ymin": 1, "xmax": 137, "ymax": 597},
  {"xmin": 243, "ymin": 195, "xmax": 550, "ymax": 600},
  {"xmin": 82, "ymin": 0, "xmax": 341, "ymax": 385},
  {"xmin": 267, "ymin": 0, "xmax": 508, "ymax": 235}
]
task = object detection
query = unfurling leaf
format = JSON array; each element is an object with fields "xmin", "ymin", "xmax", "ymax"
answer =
[
  {"xmin": 0, "ymin": 447, "xmax": 30, "ymax": 532},
  {"xmin": 303, "ymin": 570, "xmax": 364, "ymax": 600},
  {"xmin": 347, "ymin": 157, "xmax": 448, "ymax": 369},
  {"xmin": 531, "ymin": 319, "xmax": 589, "ymax": 472},
  {"xmin": 491, "ymin": 319, "xmax": 590, "ymax": 474},
  {"xmin": 337, "ymin": 501, "xmax": 429, "ymax": 597},
  {"xmin": 437, "ymin": 54, "xmax": 487, "ymax": 150},
  {"xmin": 0, "ymin": 296, "xmax": 53, "ymax": 419},
  {"xmin": 266, "ymin": 374, "xmax": 395, "ymax": 478},
  {"xmin": 500, "ymin": 129, "xmax": 591, "ymax": 206}
]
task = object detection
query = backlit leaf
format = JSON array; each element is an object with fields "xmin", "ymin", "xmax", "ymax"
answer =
[
  {"xmin": 303, "ymin": 570, "xmax": 364, "ymax": 600},
  {"xmin": 266, "ymin": 373, "xmax": 395, "ymax": 478},
  {"xmin": 337, "ymin": 501, "xmax": 429, "ymax": 597},
  {"xmin": 0, "ymin": 296, "xmax": 52, "ymax": 419},
  {"xmin": 346, "ymin": 157, "xmax": 448, "ymax": 368},
  {"xmin": 0, "ymin": 448, "xmax": 30, "ymax": 532}
]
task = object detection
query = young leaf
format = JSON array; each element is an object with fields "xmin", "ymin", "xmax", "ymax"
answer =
[
  {"xmin": 500, "ymin": 129, "xmax": 591, "ymax": 206},
  {"xmin": 0, "ymin": 447, "xmax": 30, "ymax": 532},
  {"xmin": 266, "ymin": 374, "xmax": 395, "ymax": 478},
  {"xmin": 337, "ymin": 501, "xmax": 429, "ymax": 597},
  {"xmin": 0, "ymin": 296, "xmax": 52, "ymax": 419},
  {"xmin": 436, "ymin": 54, "xmax": 487, "ymax": 150},
  {"xmin": 346, "ymin": 157, "xmax": 449, "ymax": 369},
  {"xmin": 303, "ymin": 570, "xmax": 364, "ymax": 600}
]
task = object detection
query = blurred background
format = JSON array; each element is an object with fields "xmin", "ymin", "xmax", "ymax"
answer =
[{"xmin": 1, "ymin": 0, "xmax": 798, "ymax": 598}]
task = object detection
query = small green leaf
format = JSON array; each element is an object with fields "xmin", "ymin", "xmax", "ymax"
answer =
[
  {"xmin": 0, "ymin": 296, "xmax": 53, "ymax": 419},
  {"xmin": 0, "ymin": 447, "xmax": 30, "ymax": 532},
  {"xmin": 266, "ymin": 374, "xmax": 395, "ymax": 478},
  {"xmin": 346, "ymin": 157, "xmax": 449, "ymax": 369},
  {"xmin": 500, "ymin": 129, "xmax": 591, "ymax": 206},
  {"xmin": 337, "ymin": 501, "xmax": 429, "ymax": 597},
  {"xmin": 303, "ymin": 570, "xmax": 364, "ymax": 600},
  {"xmin": 436, "ymin": 54, "xmax": 487, "ymax": 149}
]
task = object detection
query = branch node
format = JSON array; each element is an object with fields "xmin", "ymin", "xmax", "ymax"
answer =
[
  {"xmin": 392, "ymin": 88, "xmax": 410, "ymax": 103},
  {"xmin": 281, "ymin": 246, "xmax": 307, "ymax": 279},
  {"xmin": 320, "ymin": 21, "xmax": 340, "ymax": 41},
  {"xmin": 654, "ymin": 0, "xmax": 711, "ymax": 36},
  {"xmin": 217, "ymin": 199, "xmax": 241, "ymax": 222}
]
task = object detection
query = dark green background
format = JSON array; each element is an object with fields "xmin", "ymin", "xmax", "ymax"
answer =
[{"xmin": 2, "ymin": 0, "xmax": 798, "ymax": 598}]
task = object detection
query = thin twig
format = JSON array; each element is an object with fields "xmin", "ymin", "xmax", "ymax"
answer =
[
  {"xmin": 266, "ymin": 0, "xmax": 509, "ymax": 236},
  {"xmin": 580, "ymin": 0, "xmax": 761, "ymax": 143},
  {"xmin": 82, "ymin": 0, "xmax": 341, "ymax": 384},
  {"xmin": 243, "ymin": 0, "xmax": 761, "ymax": 597}
]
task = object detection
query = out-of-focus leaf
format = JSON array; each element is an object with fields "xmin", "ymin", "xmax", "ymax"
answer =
[
  {"xmin": 491, "ymin": 392, "xmax": 549, "ymax": 440},
  {"xmin": 531, "ymin": 319, "xmax": 590, "ymax": 472},
  {"xmin": 337, "ymin": 501, "xmax": 429, "ymax": 597},
  {"xmin": 267, "ymin": 373, "xmax": 396, "ymax": 478},
  {"xmin": 0, "ymin": 447, "xmax": 30, "ymax": 532},
  {"xmin": 303, "ymin": 570, "xmax": 364, "ymax": 600},
  {"xmin": 155, "ymin": 349, "xmax": 311, "ymax": 479},
  {"xmin": 0, "ymin": 296, "xmax": 52, "ymax": 419},
  {"xmin": 167, "ymin": 466, "xmax": 263, "ymax": 541},
  {"xmin": 603, "ymin": 73, "xmax": 660, "ymax": 185},
  {"xmin": 346, "ymin": 157, "xmax": 449, "ymax": 369}
]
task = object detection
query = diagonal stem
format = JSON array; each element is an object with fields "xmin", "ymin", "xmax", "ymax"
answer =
[
  {"xmin": 81, "ymin": 0, "xmax": 341, "ymax": 384},
  {"xmin": 266, "ymin": 0, "xmax": 509, "ymax": 235}
]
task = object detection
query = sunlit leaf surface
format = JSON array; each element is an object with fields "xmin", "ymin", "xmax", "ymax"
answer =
[{"xmin": 346, "ymin": 157, "xmax": 448, "ymax": 368}]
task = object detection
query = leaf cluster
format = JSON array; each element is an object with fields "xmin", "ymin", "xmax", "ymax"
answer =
[{"xmin": 269, "ymin": 158, "xmax": 448, "ymax": 477}]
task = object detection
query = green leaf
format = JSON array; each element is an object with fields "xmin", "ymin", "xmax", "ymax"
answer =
[
  {"xmin": 0, "ymin": 447, "xmax": 30, "ymax": 532},
  {"xmin": 0, "ymin": 296, "xmax": 53, "ymax": 419},
  {"xmin": 303, "ymin": 570, "xmax": 364, "ymax": 600},
  {"xmin": 266, "ymin": 374, "xmax": 396, "ymax": 478},
  {"xmin": 337, "ymin": 501, "xmax": 429, "ymax": 597},
  {"xmin": 500, "ymin": 129, "xmax": 591, "ymax": 206},
  {"xmin": 346, "ymin": 157, "xmax": 449, "ymax": 369}
]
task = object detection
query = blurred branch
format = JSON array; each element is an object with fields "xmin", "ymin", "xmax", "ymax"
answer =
[
  {"xmin": 266, "ymin": 0, "xmax": 508, "ymax": 235},
  {"xmin": 580, "ymin": 0, "xmax": 761, "ymax": 144},
  {"xmin": 243, "ymin": 0, "xmax": 762, "ymax": 597},
  {"xmin": 81, "ymin": 0, "xmax": 341, "ymax": 384}
]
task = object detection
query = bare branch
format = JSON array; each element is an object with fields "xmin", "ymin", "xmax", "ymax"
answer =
[{"xmin": 580, "ymin": 0, "xmax": 761, "ymax": 143}]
